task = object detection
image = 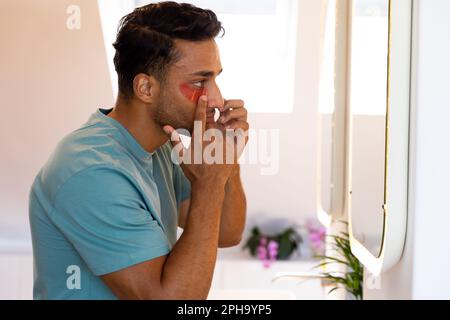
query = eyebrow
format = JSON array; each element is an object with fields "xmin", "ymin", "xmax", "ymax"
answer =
[{"xmin": 189, "ymin": 69, "xmax": 223, "ymax": 78}]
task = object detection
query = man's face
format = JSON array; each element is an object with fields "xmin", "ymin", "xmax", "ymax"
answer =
[{"xmin": 155, "ymin": 39, "xmax": 224, "ymax": 132}]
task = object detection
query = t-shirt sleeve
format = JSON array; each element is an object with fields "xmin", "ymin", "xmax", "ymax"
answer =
[
  {"xmin": 173, "ymin": 163, "xmax": 191, "ymax": 203},
  {"xmin": 51, "ymin": 166, "xmax": 171, "ymax": 276}
]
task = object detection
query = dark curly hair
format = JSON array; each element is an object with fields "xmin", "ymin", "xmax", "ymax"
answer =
[{"xmin": 113, "ymin": 1, "xmax": 224, "ymax": 99}]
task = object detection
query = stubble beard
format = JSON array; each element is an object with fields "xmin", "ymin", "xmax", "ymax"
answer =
[{"xmin": 154, "ymin": 92, "xmax": 195, "ymax": 134}]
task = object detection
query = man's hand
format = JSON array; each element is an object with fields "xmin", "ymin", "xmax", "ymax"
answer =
[
  {"xmin": 163, "ymin": 95, "xmax": 235, "ymax": 186},
  {"xmin": 206, "ymin": 99, "xmax": 249, "ymax": 167},
  {"xmin": 102, "ymin": 95, "xmax": 238, "ymax": 300}
]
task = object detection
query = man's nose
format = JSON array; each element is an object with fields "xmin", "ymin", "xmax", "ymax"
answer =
[{"xmin": 207, "ymin": 84, "xmax": 224, "ymax": 110}]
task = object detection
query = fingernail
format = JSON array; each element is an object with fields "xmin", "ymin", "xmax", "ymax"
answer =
[{"xmin": 200, "ymin": 95, "xmax": 207, "ymax": 102}]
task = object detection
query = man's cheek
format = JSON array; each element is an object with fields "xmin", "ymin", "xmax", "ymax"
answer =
[{"xmin": 179, "ymin": 84, "xmax": 207, "ymax": 103}]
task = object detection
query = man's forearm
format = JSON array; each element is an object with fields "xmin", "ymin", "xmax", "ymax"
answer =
[
  {"xmin": 219, "ymin": 165, "xmax": 247, "ymax": 247},
  {"xmin": 159, "ymin": 182, "xmax": 225, "ymax": 299}
]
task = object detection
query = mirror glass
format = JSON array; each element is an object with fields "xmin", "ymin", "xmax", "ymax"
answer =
[{"xmin": 349, "ymin": 0, "xmax": 389, "ymax": 257}]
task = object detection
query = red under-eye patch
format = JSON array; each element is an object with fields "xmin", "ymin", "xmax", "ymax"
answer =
[{"xmin": 180, "ymin": 84, "xmax": 207, "ymax": 103}]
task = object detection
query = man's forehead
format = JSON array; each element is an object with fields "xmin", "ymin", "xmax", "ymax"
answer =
[{"xmin": 173, "ymin": 39, "xmax": 222, "ymax": 75}]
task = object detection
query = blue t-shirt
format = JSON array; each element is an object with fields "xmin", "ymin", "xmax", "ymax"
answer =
[{"xmin": 29, "ymin": 109, "xmax": 191, "ymax": 300}]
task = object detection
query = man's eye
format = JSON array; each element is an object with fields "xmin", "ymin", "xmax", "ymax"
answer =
[{"xmin": 192, "ymin": 80, "xmax": 206, "ymax": 88}]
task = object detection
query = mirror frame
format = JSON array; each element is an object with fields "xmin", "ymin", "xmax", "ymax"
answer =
[{"xmin": 348, "ymin": 0, "xmax": 412, "ymax": 276}]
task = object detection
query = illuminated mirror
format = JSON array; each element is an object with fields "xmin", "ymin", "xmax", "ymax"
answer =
[
  {"xmin": 348, "ymin": 0, "xmax": 389, "ymax": 258},
  {"xmin": 348, "ymin": 0, "xmax": 411, "ymax": 275}
]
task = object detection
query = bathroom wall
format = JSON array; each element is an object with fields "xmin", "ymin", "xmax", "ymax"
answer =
[
  {"xmin": 0, "ymin": 0, "xmax": 326, "ymax": 299},
  {"xmin": 0, "ymin": 0, "xmax": 114, "ymax": 239},
  {"xmin": 240, "ymin": 0, "xmax": 324, "ymax": 234},
  {"xmin": 0, "ymin": 0, "xmax": 326, "ymax": 240},
  {"xmin": 0, "ymin": 0, "xmax": 419, "ymax": 300},
  {"xmin": 364, "ymin": 0, "xmax": 450, "ymax": 299},
  {"xmin": 0, "ymin": 0, "xmax": 113, "ymax": 299},
  {"xmin": 98, "ymin": 0, "xmax": 327, "ymax": 235}
]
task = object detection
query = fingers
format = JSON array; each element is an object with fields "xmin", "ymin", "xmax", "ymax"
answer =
[
  {"xmin": 222, "ymin": 120, "xmax": 250, "ymax": 131},
  {"xmin": 221, "ymin": 99, "xmax": 245, "ymax": 112},
  {"xmin": 194, "ymin": 95, "xmax": 208, "ymax": 135},
  {"xmin": 218, "ymin": 99, "xmax": 247, "ymax": 128},
  {"xmin": 217, "ymin": 108, "xmax": 247, "ymax": 125},
  {"xmin": 205, "ymin": 108, "xmax": 217, "ymax": 129}
]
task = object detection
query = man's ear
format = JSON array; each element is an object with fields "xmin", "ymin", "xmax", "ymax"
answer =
[{"xmin": 132, "ymin": 73, "xmax": 160, "ymax": 103}]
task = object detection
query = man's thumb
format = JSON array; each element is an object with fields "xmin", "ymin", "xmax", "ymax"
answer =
[
  {"xmin": 163, "ymin": 125, "xmax": 175, "ymax": 136},
  {"xmin": 163, "ymin": 125, "xmax": 182, "ymax": 148},
  {"xmin": 163, "ymin": 125, "xmax": 185, "ymax": 164}
]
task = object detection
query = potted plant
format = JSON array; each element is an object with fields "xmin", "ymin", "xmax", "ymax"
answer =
[
  {"xmin": 314, "ymin": 225, "xmax": 363, "ymax": 300},
  {"xmin": 243, "ymin": 227, "xmax": 303, "ymax": 268}
]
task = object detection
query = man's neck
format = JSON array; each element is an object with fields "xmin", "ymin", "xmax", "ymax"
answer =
[{"xmin": 108, "ymin": 97, "xmax": 168, "ymax": 154}]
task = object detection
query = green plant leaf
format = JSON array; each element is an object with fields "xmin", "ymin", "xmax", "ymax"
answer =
[{"xmin": 312, "ymin": 225, "xmax": 363, "ymax": 300}]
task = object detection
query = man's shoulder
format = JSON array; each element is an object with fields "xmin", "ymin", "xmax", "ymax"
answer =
[{"xmin": 35, "ymin": 122, "xmax": 138, "ymax": 201}]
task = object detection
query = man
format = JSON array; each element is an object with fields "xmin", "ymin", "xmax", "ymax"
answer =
[{"xmin": 29, "ymin": 1, "xmax": 248, "ymax": 300}]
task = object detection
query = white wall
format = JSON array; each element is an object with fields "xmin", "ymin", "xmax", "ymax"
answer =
[
  {"xmin": 0, "ymin": 0, "xmax": 326, "ymax": 299},
  {"xmin": 365, "ymin": 0, "xmax": 450, "ymax": 299},
  {"xmin": 0, "ymin": 0, "xmax": 114, "ymax": 299},
  {"xmin": 240, "ymin": 0, "xmax": 324, "ymax": 234},
  {"xmin": 0, "ymin": 0, "xmax": 326, "ymax": 241},
  {"xmin": 0, "ymin": 0, "xmax": 326, "ymax": 296},
  {"xmin": 100, "ymin": 0, "xmax": 327, "ymax": 233},
  {"xmin": 0, "ymin": 0, "xmax": 114, "ymax": 239}
]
